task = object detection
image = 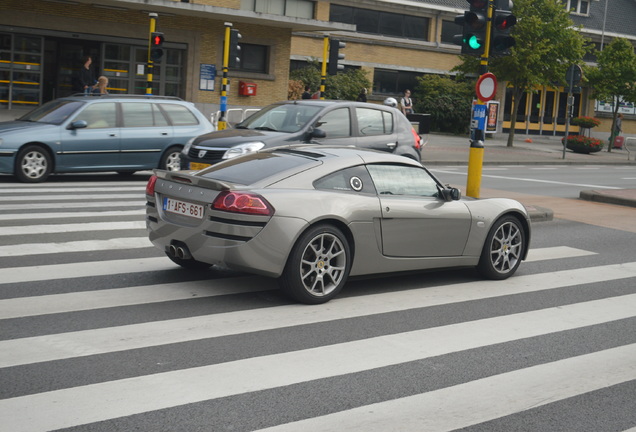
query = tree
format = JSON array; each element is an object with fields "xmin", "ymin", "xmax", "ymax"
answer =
[
  {"xmin": 290, "ymin": 62, "xmax": 371, "ymax": 101},
  {"xmin": 585, "ymin": 38, "xmax": 636, "ymax": 152},
  {"xmin": 413, "ymin": 74, "xmax": 474, "ymax": 134},
  {"xmin": 453, "ymin": 0, "xmax": 591, "ymax": 146}
]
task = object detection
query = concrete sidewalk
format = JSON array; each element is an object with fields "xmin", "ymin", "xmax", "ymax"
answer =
[{"xmin": 423, "ymin": 132, "xmax": 636, "ymax": 212}]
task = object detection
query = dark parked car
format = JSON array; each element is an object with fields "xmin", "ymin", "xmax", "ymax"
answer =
[
  {"xmin": 147, "ymin": 146, "xmax": 531, "ymax": 304},
  {"xmin": 181, "ymin": 100, "xmax": 422, "ymax": 171},
  {"xmin": 0, "ymin": 95, "xmax": 214, "ymax": 182}
]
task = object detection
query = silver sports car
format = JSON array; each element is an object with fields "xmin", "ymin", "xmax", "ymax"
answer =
[{"xmin": 146, "ymin": 146, "xmax": 531, "ymax": 304}]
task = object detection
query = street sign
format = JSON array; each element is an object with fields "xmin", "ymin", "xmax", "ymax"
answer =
[
  {"xmin": 476, "ymin": 72, "xmax": 497, "ymax": 102},
  {"xmin": 566, "ymin": 64, "xmax": 582, "ymax": 86}
]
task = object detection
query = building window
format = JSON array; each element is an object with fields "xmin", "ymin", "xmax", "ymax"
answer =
[
  {"xmin": 241, "ymin": 0, "xmax": 314, "ymax": 19},
  {"xmin": 562, "ymin": 0, "xmax": 590, "ymax": 15},
  {"xmin": 441, "ymin": 20, "xmax": 459, "ymax": 44},
  {"xmin": 238, "ymin": 44, "xmax": 269, "ymax": 74},
  {"xmin": 330, "ymin": 4, "xmax": 429, "ymax": 41},
  {"xmin": 373, "ymin": 69, "xmax": 422, "ymax": 95}
]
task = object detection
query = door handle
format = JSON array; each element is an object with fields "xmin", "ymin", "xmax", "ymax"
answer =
[
  {"xmin": 109, "ymin": 133, "xmax": 117, "ymax": 137},
  {"xmin": 386, "ymin": 142, "xmax": 397, "ymax": 149},
  {"xmin": 161, "ymin": 132, "xmax": 168, "ymax": 136}
]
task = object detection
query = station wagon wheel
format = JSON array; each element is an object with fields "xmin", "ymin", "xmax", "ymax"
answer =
[
  {"xmin": 280, "ymin": 224, "xmax": 351, "ymax": 304},
  {"xmin": 15, "ymin": 145, "xmax": 52, "ymax": 183},
  {"xmin": 161, "ymin": 146, "xmax": 182, "ymax": 171},
  {"xmin": 477, "ymin": 215, "xmax": 525, "ymax": 280}
]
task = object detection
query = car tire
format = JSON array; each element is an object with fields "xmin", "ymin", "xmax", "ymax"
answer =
[
  {"xmin": 477, "ymin": 215, "xmax": 525, "ymax": 280},
  {"xmin": 280, "ymin": 224, "xmax": 351, "ymax": 304},
  {"xmin": 160, "ymin": 146, "xmax": 182, "ymax": 171},
  {"xmin": 15, "ymin": 145, "xmax": 52, "ymax": 183},
  {"xmin": 165, "ymin": 252, "xmax": 211, "ymax": 270}
]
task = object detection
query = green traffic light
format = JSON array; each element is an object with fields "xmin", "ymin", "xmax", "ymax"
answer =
[{"xmin": 467, "ymin": 34, "xmax": 482, "ymax": 50}]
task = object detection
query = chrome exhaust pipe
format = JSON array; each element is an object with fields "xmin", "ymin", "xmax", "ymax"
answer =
[
  {"xmin": 176, "ymin": 246, "xmax": 192, "ymax": 260},
  {"xmin": 168, "ymin": 244, "xmax": 178, "ymax": 257}
]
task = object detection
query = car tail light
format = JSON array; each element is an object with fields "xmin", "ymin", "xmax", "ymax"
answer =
[
  {"xmin": 212, "ymin": 191, "xmax": 274, "ymax": 216},
  {"xmin": 411, "ymin": 127, "xmax": 422, "ymax": 151},
  {"xmin": 146, "ymin": 175, "xmax": 158, "ymax": 196}
]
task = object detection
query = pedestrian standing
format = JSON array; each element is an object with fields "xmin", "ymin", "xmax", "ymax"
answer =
[
  {"xmin": 400, "ymin": 89, "xmax": 413, "ymax": 115},
  {"xmin": 357, "ymin": 88, "xmax": 367, "ymax": 102}
]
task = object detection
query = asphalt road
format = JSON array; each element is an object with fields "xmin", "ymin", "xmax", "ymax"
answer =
[{"xmin": 1, "ymin": 176, "xmax": 635, "ymax": 432}]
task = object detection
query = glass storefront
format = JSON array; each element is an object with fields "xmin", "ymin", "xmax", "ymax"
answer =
[
  {"xmin": 0, "ymin": 34, "xmax": 43, "ymax": 108},
  {"xmin": 0, "ymin": 30, "xmax": 185, "ymax": 110}
]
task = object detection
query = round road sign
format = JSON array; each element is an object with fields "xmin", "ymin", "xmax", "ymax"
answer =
[{"xmin": 476, "ymin": 72, "xmax": 497, "ymax": 102}]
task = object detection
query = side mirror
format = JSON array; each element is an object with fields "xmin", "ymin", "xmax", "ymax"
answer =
[
  {"xmin": 310, "ymin": 128, "xmax": 327, "ymax": 139},
  {"xmin": 441, "ymin": 187, "xmax": 461, "ymax": 201},
  {"xmin": 68, "ymin": 120, "xmax": 88, "ymax": 130}
]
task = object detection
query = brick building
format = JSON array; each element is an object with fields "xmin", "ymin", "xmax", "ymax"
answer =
[{"xmin": 1, "ymin": 0, "xmax": 634, "ymax": 137}]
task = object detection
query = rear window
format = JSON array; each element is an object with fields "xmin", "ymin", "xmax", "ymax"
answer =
[
  {"xmin": 160, "ymin": 103, "xmax": 199, "ymax": 126},
  {"xmin": 198, "ymin": 152, "xmax": 319, "ymax": 185}
]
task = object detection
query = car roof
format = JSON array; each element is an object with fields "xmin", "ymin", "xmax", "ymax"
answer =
[
  {"xmin": 267, "ymin": 144, "xmax": 423, "ymax": 166},
  {"xmin": 60, "ymin": 94, "xmax": 185, "ymax": 102}
]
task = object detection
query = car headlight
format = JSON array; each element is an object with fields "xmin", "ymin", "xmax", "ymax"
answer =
[
  {"xmin": 183, "ymin": 137, "xmax": 196, "ymax": 154},
  {"xmin": 223, "ymin": 142, "xmax": 265, "ymax": 159}
]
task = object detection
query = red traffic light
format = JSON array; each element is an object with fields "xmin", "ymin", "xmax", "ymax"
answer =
[
  {"xmin": 494, "ymin": 14, "xmax": 517, "ymax": 30},
  {"xmin": 467, "ymin": 0, "xmax": 487, "ymax": 7},
  {"xmin": 150, "ymin": 32, "xmax": 164, "ymax": 46}
]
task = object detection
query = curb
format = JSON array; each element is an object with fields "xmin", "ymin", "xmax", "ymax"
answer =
[
  {"xmin": 525, "ymin": 205, "xmax": 554, "ymax": 223},
  {"xmin": 579, "ymin": 190, "xmax": 636, "ymax": 208}
]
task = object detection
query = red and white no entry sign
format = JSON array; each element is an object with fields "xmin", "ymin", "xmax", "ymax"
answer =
[{"xmin": 476, "ymin": 72, "xmax": 497, "ymax": 102}]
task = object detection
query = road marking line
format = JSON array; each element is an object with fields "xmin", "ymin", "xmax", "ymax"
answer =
[
  {"xmin": 0, "ymin": 257, "xmax": 169, "ymax": 285},
  {"xmin": 526, "ymin": 246, "xmax": 596, "ymax": 262},
  {"xmin": 1, "ymin": 194, "xmax": 143, "ymax": 202},
  {"xmin": 255, "ymin": 344, "xmax": 636, "ymax": 432},
  {"xmin": 2, "ymin": 262, "xmax": 635, "ymax": 367},
  {"xmin": 0, "ymin": 279, "xmax": 273, "ymax": 319},
  {"xmin": 0, "ymin": 210, "xmax": 145, "ymax": 221},
  {"xmin": 0, "ymin": 237, "xmax": 153, "ymax": 258},
  {"xmin": 1, "ymin": 299, "xmax": 634, "ymax": 432},
  {"xmin": 0, "ymin": 201, "xmax": 143, "ymax": 211},
  {"xmin": 0, "ymin": 221, "xmax": 146, "ymax": 236},
  {"xmin": 431, "ymin": 169, "xmax": 622, "ymax": 189}
]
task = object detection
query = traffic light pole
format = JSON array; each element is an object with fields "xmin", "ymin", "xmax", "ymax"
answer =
[
  {"xmin": 320, "ymin": 36, "xmax": 328, "ymax": 100},
  {"xmin": 218, "ymin": 23, "xmax": 232, "ymax": 130},
  {"xmin": 146, "ymin": 13, "xmax": 158, "ymax": 95},
  {"xmin": 466, "ymin": 0, "xmax": 494, "ymax": 198}
]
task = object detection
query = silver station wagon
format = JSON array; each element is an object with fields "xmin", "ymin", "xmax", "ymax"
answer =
[{"xmin": 0, "ymin": 95, "xmax": 214, "ymax": 182}]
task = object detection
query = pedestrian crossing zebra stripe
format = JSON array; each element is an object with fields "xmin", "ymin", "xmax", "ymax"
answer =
[
  {"xmin": 0, "ymin": 193, "xmax": 144, "ymax": 202},
  {"xmin": 0, "ymin": 186, "xmax": 144, "ymax": 194},
  {"xmin": 0, "ymin": 237, "xmax": 153, "ymax": 258},
  {"xmin": 254, "ymin": 344, "xmax": 636, "ymax": 432},
  {"xmin": 0, "ymin": 257, "xmax": 168, "ymax": 284},
  {"xmin": 0, "ymin": 297, "xmax": 634, "ymax": 432},
  {"xmin": 2, "ymin": 263, "xmax": 635, "ymax": 368},
  {"xmin": 0, "ymin": 201, "xmax": 144, "ymax": 211},
  {"xmin": 0, "ymin": 278, "xmax": 274, "ymax": 319},
  {"xmin": 0, "ymin": 209, "xmax": 146, "ymax": 221},
  {"xmin": 0, "ymin": 220, "xmax": 146, "ymax": 235},
  {"xmin": 0, "ymin": 247, "xmax": 601, "ymax": 319}
]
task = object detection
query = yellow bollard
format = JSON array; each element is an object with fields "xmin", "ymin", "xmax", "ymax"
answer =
[{"xmin": 466, "ymin": 139, "xmax": 484, "ymax": 198}]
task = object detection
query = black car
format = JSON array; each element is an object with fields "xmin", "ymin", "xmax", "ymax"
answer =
[{"xmin": 181, "ymin": 100, "xmax": 422, "ymax": 170}]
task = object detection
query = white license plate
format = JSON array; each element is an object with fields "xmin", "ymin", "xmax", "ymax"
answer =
[{"xmin": 163, "ymin": 197, "xmax": 204, "ymax": 219}]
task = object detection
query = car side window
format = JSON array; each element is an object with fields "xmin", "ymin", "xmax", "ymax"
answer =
[
  {"xmin": 314, "ymin": 165, "xmax": 377, "ymax": 194},
  {"xmin": 315, "ymin": 108, "xmax": 351, "ymax": 138},
  {"xmin": 366, "ymin": 164, "xmax": 439, "ymax": 197},
  {"xmin": 160, "ymin": 103, "xmax": 199, "ymax": 126},
  {"xmin": 73, "ymin": 102, "xmax": 117, "ymax": 129},
  {"xmin": 356, "ymin": 107, "xmax": 393, "ymax": 136},
  {"xmin": 121, "ymin": 103, "xmax": 169, "ymax": 127}
]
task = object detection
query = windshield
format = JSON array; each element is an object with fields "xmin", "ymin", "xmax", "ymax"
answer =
[
  {"xmin": 18, "ymin": 100, "xmax": 85, "ymax": 125},
  {"xmin": 236, "ymin": 104, "xmax": 322, "ymax": 133}
]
